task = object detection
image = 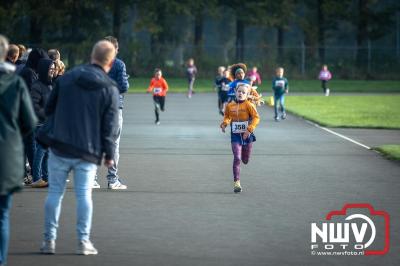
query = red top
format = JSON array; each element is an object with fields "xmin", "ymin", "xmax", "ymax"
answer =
[{"xmin": 147, "ymin": 77, "xmax": 169, "ymax": 96}]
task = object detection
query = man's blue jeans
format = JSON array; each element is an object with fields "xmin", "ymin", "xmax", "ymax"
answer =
[
  {"xmin": 274, "ymin": 94, "xmax": 286, "ymax": 118},
  {"xmin": 44, "ymin": 151, "xmax": 97, "ymax": 241},
  {"xmin": 0, "ymin": 194, "xmax": 12, "ymax": 265},
  {"xmin": 106, "ymin": 109, "xmax": 122, "ymax": 183}
]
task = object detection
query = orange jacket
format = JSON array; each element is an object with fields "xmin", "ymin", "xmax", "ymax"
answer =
[
  {"xmin": 221, "ymin": 100, "xmax": 260, "ymax": 133},
  {"xmin": 147, "ymin": 77, "xmax": 168, "ymax": 96}
]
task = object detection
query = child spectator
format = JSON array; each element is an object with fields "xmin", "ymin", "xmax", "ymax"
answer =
[
  {"xmin": 54, "ymin": 59, "xmax": 65, "ymax": 79},
  {"xmin": 6, "ymin": 44, "xmax": 19, "ymax": 64},
  {"xmin": 15, "ymin": 44, "xmax": 26, "ymax": 65},
  {"xmin": 48, "ymin": 49, "xmax": 65, "ymax": 80}
]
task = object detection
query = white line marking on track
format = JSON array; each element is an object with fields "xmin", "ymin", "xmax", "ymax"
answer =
[{"xmin": 306, "ymin": 121, "xmax": 371, "ymax": 150}]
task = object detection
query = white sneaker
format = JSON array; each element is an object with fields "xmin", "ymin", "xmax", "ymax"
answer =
[
  {"xmin": 234, "ymin": 180, "xmax": 242, "ymax": 193},
  {"xmin": 40, "ymin": 240, "xmax": 56, "ymax": 254},
  {"xmin": 77, "ymin": 239, "xmax": 98, "ymax": 255},
  {"xmin": 92, "ymin": 180, "xmax": 100, "ymax": 189},
  {"xmin": 325, "ymin": 88, "xmax": 330, "ymax": 96},
  {"xmin": 108, "ymin": 180, "xmax": 127, "ymax": 190}
]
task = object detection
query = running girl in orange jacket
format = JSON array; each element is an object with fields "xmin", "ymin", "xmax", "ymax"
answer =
[
  {"xmin": 147, "ymin": 68, "xmax": 169, "ymax": 125},
  {"xmin": 220, "ymin": 83, "xmax": 260, "ymax": 193}
]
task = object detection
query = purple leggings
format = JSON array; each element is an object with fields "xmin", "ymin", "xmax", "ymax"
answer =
[{"xmin": 231, "ymin": 142, "xmax": 253, "ymax": 181}]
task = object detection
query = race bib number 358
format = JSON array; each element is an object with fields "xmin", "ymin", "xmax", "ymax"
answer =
[{"xmin": 232, "ymin": 121, "xmax": 248, "ymax": 133}]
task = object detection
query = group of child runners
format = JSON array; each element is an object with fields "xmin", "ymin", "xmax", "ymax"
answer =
[{"xmin": 146, "ymin": 62, "xmax": 332, "ymax": 193}]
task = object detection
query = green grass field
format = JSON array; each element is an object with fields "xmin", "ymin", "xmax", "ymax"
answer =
[
  {"xmin": 374, "ymin": 145, "xmax": 400, "ymax": 160},
  {"xmin": 128, "ymin": 78, "xmax": 400, "ymax": 93},
  {"xmin": 275, "ymin": 95, "xmax": 400, "ymax": 160},
  {"xmin": 282, "ymin": 95, "xmax": 400, "ymax": 129}
]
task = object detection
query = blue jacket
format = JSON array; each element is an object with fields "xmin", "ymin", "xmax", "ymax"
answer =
[
  {"xmin": 44, "ymin": 64, "xmax": 119, "ymax": 164},
  {"xmin": 108, "ymin": 58, "xmax": 129, "ymax": 109},
  {"xmin": 227, "ymin": 79, "xmax": 250, "ymax": 97}
]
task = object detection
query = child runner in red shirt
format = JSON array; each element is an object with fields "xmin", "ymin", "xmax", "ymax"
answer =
[{"xmin": 147, "ymin": 68, "xmax": 169, "ymax": 125}]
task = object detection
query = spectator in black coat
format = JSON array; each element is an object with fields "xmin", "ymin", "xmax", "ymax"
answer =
[
  {"xmin": 30, "ymin": 58, "xmax": 55, "ymax": 188},
  {"xmin": 18, "ymin": 48, "xmax": 49, "ymax": 184},
  {"xmin": 19, "ymin": 48, "xmax": 49, "ymax": 91}
]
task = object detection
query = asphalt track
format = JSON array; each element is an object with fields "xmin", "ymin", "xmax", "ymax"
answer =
[{"xmin": 8, "ymin": 93, "xmax": 400, "ymax": 266}]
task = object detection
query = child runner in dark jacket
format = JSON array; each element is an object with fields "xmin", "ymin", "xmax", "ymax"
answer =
[
  {"xmin": 215, "ymin": 66, "xmax": 231, "ymax": 115},
  {"xmin": 272, "ymin": 67, "xmax": 289, "ymax": 121}
]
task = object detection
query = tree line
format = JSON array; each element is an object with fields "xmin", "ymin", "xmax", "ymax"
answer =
[{"xmin": 0, "ymin": 0, "xmax": 398, "ymax": 78}]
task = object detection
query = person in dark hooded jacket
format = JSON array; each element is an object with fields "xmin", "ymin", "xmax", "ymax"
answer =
[
  {"xmin": 30, "ymin": 58, "xmax": 55, "ymax": 188},
  {"xmin": 19, "ymin": 48, "xmax": 49, "ymax": 91},
  {"xmin": 38, "ymin": 40, "xmax": 119, "ymax": 255},
  {"xmin": 18, "ymin": 48, "xmax": 49, "ymax": 184},
  {"xmin": 0, "ymin": 34, "xmax": 37, "ymax": 266}
]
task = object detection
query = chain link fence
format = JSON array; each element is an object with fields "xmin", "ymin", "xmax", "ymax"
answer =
[
  {"xmin": 50, "ymin": 42, "xmax": 400, "ymax": 79},
  {"xmin": 122, "ymin": 43, "xmax": 400, "ymax": 79}
]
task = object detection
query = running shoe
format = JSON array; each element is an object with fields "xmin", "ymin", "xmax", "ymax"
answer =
[
  {"xmin": 281, "ymin": 113, "xmax": 287, "ymax": 120},
  {"xmin": 76, "ymin": 240, "xmax": 98, "ymax": 255},
  {"xmin": 234, "ymin": 180, "xmax": 242, "ymax": 193},
  {"xmin": 92, "ymin": 180, "xmax": 100, "ymax": 189},
  {"xmin": 274, "ymin": 117, "xmax": 280, "ymax": 122},
  {"xmin": 24, "ymin": 175, "xmax": 33, "ymax": 185},
  {"xmin": 40, "ymin": 240, "xmax": 56, "ymax": 254},
  {"xmin": 325, "ymin": 88, "xmax": 330, "ymax": 96},
  {"xmin": 108, "ymin": 180, "xmax": 127, "ymax": 190},
  {"xmin": 31, "ymin": 179, "xmax": 48, "ymax": 188}
]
